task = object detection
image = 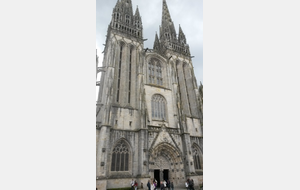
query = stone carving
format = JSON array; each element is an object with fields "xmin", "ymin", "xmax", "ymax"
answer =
[{"xmin": 96, "ymin": 0, "xmax": 203, "ymax": 189}]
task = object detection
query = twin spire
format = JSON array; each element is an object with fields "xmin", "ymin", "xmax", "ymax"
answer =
[{"xmin": 110, "ymin": 0, "xmax": 189, "ymax": 55}]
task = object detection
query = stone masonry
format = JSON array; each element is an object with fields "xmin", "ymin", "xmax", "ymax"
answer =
[{"xmin": 96, "ymin": 0, "xmax": 203, "ymax": 189}]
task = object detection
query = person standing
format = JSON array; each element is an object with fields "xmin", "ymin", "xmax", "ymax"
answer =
[
  {"xmin": 189, "ymin": 179, "xmax": 194, "ymax": 190},
  {"xmin": 147, "ymin": 180, "xmax": 151, "ymax": 190},
  {"xmin": 170, "ymin": 181, "xmax": 174, "ymax": 190},
  {"xmin": 151, "ymin": 180, "xmax": 156, "ymax": 190},
  {"xmin": 134, "ymin": 180, "xmax": 138, "ymax": 190},
  {"xmin": 130, "ymin": 179, "xmax": 135, "ymax": 190},
  {"xmin": 167, "ymin": 180, "xmax": 170, "ymax": 190},
  {"xmin": 185, "ymin": 179, "xmax": 189, "ymax": 190},
  {"xmin": 163, "ymin": 180, "xmax": 167, "ymax": 189}
]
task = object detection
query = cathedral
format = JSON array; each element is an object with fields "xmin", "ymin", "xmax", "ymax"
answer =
[{"xmin": 96, "ymin": 0, "xmax": 203, "ymax": 189}]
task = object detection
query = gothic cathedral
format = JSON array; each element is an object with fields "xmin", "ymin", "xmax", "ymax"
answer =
[{"xmin": 96, "ymin": 0, "xmax": 203, "ymax": 189}]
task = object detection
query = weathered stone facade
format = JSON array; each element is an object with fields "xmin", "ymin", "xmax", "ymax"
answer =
[{"xmin": 96, "ymin": 0, "xmax": 203, "ymax": 189}]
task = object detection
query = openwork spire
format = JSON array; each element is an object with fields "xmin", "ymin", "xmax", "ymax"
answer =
[
  {"xmin": 134, "ymin": 5, "xmax": 142, "ymax": 29},
  {"xmin": 156, "ymin": 0, "xmax": 190, "ymax": 56},
  {"xmin": 110, "ymin": 0, "xmax": 143, "ymax": 39},
  {"xmin": 160, "ymin": 0, "xmax": 177, "ymax": 43},
  {"xmin": 162, "ymin": 0, "xmax": 172, "ymax": 25}
]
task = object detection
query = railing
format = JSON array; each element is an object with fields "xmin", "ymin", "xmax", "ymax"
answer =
[
  {"xmin": 148, "ymin": 125, "xmax": 180, "ymax": 134},
  {"xmin": 166, "ymin": 127, "xmax": 180, "ymax": 134}
]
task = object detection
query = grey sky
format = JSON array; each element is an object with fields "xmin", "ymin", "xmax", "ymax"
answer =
[{"xmin": 96, "ymin": 0, "xmax": 203, "ymax": 85}]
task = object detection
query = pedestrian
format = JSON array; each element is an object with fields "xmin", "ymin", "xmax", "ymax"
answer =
[
  {"xmin": 147, "ymin": 180, "xmax": 151, "ymax": 190},
  {"xmin": 163, "ymin": 180, "xmax": 167, "ymax": 189},
  {"xmin": 160, "ymin": 181, "xmax": 164, "ymax": 190},
  {"xmin": 189, "ymin": 179, "xmax": 194, "ymax": 190},
  {"xmin": 167, "ymin": 180, "xmax": 170, "ymax": 190},
  {"xmin": 134, "ymin": 180, "xmax": 138, "ymax": 190},
  {"xmin": 185, "ymin": 179, "xmax": 189, "ymax": 190},
  {"xmin": 170, "ymin": 181, "xmax": 174, "ymax": 190},
  {"xmin": 151, "ymin": 180, "xmax": 155, "ymax": 190},
  {"xmin": 130, "ymin": 179, "xmax": 135, "ymax": 190}
]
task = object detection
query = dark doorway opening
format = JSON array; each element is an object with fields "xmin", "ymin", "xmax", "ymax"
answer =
[
  {"xmin": 154, "ymin": 170, "xmax": 160, "ymax": 187},
  {"xmin": 163, "ymin": 169, "xmax": 169, "ymax": 181}
]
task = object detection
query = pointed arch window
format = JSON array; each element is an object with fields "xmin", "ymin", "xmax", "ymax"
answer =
[
  {"xmin": 115, "ymin": 13, "xmax": 120, "ymax": 21},
  {"xmin": 165, "ymin": 33, "xmax": 170, "ymax": 40},
  {"xmin": 116, "ymin": 44, "xmax": 123, "ymax": 102},
  {"xmin": 148, "ymin": 60, "xmax": 163, "ymax": 85},
  {"xmin": 151, "ymin": 94, "xmax": 167, "ymax": 120},
  {"xmin": 128, "ymin": 47, "xmax": 133, "ymax": 103},
  {"xmin": 192, "ymin": 145, "xmax": 202, "ymax": 170},
  {"xmin": 125, "ymin": 15, "xmax": 130, "ymax": 25},
  {"xmin": 111, "ymin": 141, "xmax": 130, "ymax": 171},
  {"xmin": 135, "ymin": 20, "xmax": 140, "ymax": 28}
]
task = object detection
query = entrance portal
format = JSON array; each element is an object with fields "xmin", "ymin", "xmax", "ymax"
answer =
[
  {"xmin": 163, "ymin": 169, "xmax": 169, "ymax": 181},
  {"xmin": 154, "ymin": 169, "xmax": 160, "ymax": 187},
  {"xmin": 149, "ymin": 142, "xmax": 185, "ymax": 186}
]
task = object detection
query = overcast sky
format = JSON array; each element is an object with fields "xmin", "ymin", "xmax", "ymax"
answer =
[{"xmin": 96, "ymin": 0, "xmax": 203, "ymax": 85}]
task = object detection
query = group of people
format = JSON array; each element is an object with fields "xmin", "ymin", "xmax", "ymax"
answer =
[
  {"xmin": 185, "ymin": 178, "xmax": 195, "ymax": 190},
  {"xmin": 130, "ymin": 179, "xmax": 138, "ymax": 190},
  {"xmin": 131, "ymin": 178, "xmax": 196, "ymax": 190},
  {"xmin": 146, "ymin": 179, "xmax": 174, "ymax": 190}
]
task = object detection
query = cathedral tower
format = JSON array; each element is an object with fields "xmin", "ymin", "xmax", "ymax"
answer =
[{"xmin": 97, "ymin": 0, "xmax": 203, "ymax": 189}]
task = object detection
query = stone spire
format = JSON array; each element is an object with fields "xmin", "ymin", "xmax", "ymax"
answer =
[
  {"xmin": 178, "ymin": 25, "xmax": 187, "ymax": 45},
  {"xmin": 153, "ymin": 32, "xmax": 161, "ymax": 51},
  {"xmin": 110, "ymin": 0, "xmax": 143, "ymax": 39},
  {"xmin": 160, "ymin": 0, "xmax": 177, "ymax": 43},
  {"xmin": 134, "ymin": 6, "xmax": 140, "ymax": 18},
  {"xmin": 112, "ymin": 0, "xmax": 133, "ymax": 19},
  {"xmin": 134, "ymin": 6, "xmax": 142, "ymax": 29}
]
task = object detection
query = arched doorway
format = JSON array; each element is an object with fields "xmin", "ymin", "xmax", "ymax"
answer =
[{"xmin": 149, "ymin": 142, "xmax": 185, "ymax": 186}]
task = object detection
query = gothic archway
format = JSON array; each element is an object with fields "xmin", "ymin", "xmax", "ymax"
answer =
[{"xmin": 149, "ymin": 142, "xmax": 185, "ymax": 186}]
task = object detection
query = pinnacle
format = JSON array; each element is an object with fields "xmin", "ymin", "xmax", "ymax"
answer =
[{"xmin": 135, "ymin": 5, "xmax": 140, "ymax": 17}]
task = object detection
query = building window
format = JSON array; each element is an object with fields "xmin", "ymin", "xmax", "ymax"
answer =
[
  {"xmin": 128, "ymin": 48, "xmax": 132, "ymax": 103},
  {"xmin": 156, "ymin": 63, "xmax": 162, "ymax": 85},
  {"xmin": 116, "ymin": 44, "xmax": 123, "ymax": 102},
  {"xmin": 192, "ymin": 145, "xmax": 202, "ymax": 170},
  {"xmin": 151, "ymin": 94, "xmax": 167, "ymax": 120},
  {"xmin": 111, "ymin": 141, "xmax": 129, "ymax": 171},
  {"xmin": 165, "ymin": 33, "xmax": 170, "ymax": 40},
  {"xmin": 125, "ymin": 15, "xmax": 130, "ymax": 24},
  {"xmin": 148, "ymin": 60, "xmax": 163, "ymax": 85},
  {"xmin": 135, "ymin": 21, "xmax": 140, "ymax": 28}
]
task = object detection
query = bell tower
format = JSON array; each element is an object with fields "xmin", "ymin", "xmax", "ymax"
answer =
[
  {"xmin": 151, "ymin": 0, "xmax": 202, "ymax": 176},
  {"xmin": 96, "ymin": 1, "xmax": 203, "ymax": 189},
  {"xmin": 96, "ymin": 0, "xmax": 146, "ymax": 186}
]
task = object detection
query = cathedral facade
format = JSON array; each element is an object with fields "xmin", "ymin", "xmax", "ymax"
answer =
[{"xmin": 96, "ymin": 0, "xmax": 203, "ymax": 189}]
